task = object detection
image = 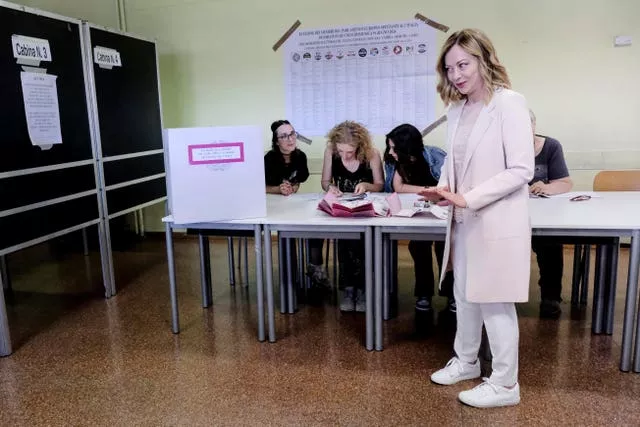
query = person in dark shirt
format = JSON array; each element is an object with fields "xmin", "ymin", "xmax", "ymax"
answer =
[
  {"xmin": 319, "ymin": 120, "xmax": 383, "ymax": 312},
  {"xmin": 528, "ymin": 110, "xmax": 573, "ymax": 318},
  {"xmin": 264, "ymin": 120, "xmax": 309, "ymax": 195},
  {"xmin": 383, "ymin": 123, "xmax": 455, "ymax": 315},
  {"xmin": 264, "ymin": 120, "xmax": 309, "ymax": 300}
]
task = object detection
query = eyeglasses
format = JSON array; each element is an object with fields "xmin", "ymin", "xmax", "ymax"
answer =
[
  {"xmin": 277, "ymin": 131, "xmax": 297, "ymax": 141},
  {"xmin": 570, "ymin": 195, "xmax": 591, "ymax": 202}
]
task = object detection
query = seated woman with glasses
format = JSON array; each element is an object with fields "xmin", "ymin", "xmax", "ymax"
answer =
[
  {"xmin": 264, "ymin": 120, "xmax": 309, "ymax": 195},
  {"xmin": 383, "ymin": 123, "xmax": 455, "ymax": 315}
]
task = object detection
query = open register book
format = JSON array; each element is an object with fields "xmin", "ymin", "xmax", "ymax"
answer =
[
  {"xmin": 317, "ymin": 192, "xmax": 381, "ymax": 217},
  {"xmin": 317, "ymin": 192, "xmax": 448, "ymax": 219}
]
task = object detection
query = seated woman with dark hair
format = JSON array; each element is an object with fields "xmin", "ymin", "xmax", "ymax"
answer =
[
  {"xmin": 264, "ymin": 120, "xmax": 309, "ymax": 195},
  {"xmin": 264, "ymin": 120, "xmax": 310, "ymax": 300},
  {"xmin": 384, "ymin": 123, "xmax": 455, "ymax": 314}
]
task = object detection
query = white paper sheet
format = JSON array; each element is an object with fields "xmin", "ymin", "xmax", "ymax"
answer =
[
  {"xmin": 549, "ymin": 191, "xmax": 602, "ymax": 199},
  {"xmin": 20, "ymin": 72, "xmax": 62, "ymax": 149}
]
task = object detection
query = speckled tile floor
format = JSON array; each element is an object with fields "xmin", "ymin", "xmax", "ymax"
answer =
[{"xmin": 1, "ymin": 233, "xmax": 639, "ymax": 426}]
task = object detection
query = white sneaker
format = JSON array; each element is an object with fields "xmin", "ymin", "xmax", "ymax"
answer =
[
  {"xmin": 340, "ymin": 287, "xmax": 355, "ymax": 312},
  {"xmin": 458, "ymin": 378, "xmax": 520, "ymax": 408},
  {"xmin": 355, "ymin": 289, "xmax": 366, "ymax": 313},
  {"xmin": 430, "ymin": 357, "xmax": 481, "ymax": 385}
]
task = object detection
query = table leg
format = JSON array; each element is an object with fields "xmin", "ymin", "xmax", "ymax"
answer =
[
  {"xmin": 165, "ymin": 222, "xmax": 179, "ymax": 334},
  {"xmin": 286, "ymin": 238, "xmax": 295, "ymax": 314},
  {"xmin": 621, "ymin": 230, "xmax": 640, "ymax": 371},
  {"xmin": 262, "ymin": 225, "xmax": 276, "ymax": 343},
  {"xmin": 375, "ymin": 227, "xmax": 383, "ymax": 351},
  {"xmin": 581, "ymin": 246, "xmax": 591, "ymax": 306},
  {"xmin": 254, "ymin": 225, "xmax": 265, "ymax": 342},
  {"xmin": 198, "ymin": 234, "xmax": 212, "ymax": 308},
  {"xmin": 628, "ymin": 231, "xmax": 640, "ymax": 372},
  {"xmin": 237, "ymin": 236, "xmax": 243, "ymax": 283},
  {"xmin": 227, "ymin": 237, "xmax": 235, "ymax": 286},
  {"xmin": 333, "ymin": 239, "xmax": 338, "ymax": 288},
  {"xmin": 243, "ymin": 237, "xmax": 249, "ymax": 287},
  {"xmin": 605, "ymin": 241, "xmax": 619, "ymax": 335},
  {"xmin": 391, "ymin": 241, "xmax": 398, "ymax": 318},
  {"xmin": 571, "ymin": 245, "xmax": 582, "ymax": 306},
  {"xmin": 297, "ymin": 239, "xmax": 305, "ymax": 299},
  {"xmin": 592, "ymin": 245, "xmax": 607, "ymax": 334},
  {"xmin": 0, "ymin": 264, "xmax": 12, "ymax": 356},
  {"xmin": 365, "ymin": 227, "xmax": 373, "ymax": 351},
  {"xmin": 304, "ymin": 239, "xmax": 311, "ymax": 292},
  {"xmin": 383, "ymin": 234, "xmax": 390, "ymax": 321},
  {"xmin": 278, "ymin": 235, "xmax": 286, "ymax": 314}
]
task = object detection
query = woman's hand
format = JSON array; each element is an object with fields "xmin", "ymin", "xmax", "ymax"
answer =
[
  {"xmin": 418, "ymin": 186, "xmax": 448, "ymax": 202},
  {"xmin": 529, "ymin": 181, "xmax": 548, "ymax": 195},
  {"xmin": 280, "ymin": 181, "xmax": 294, "ymax": 196},
  {"xmin": 354, "ymin": 183, "xmax": 368, "ymax": 195},
  {"xmin": 327, "ymin": 185, "xmax": 343, "ymax": 196},
  {"xmin": 435, "ymin": 187, "xmax": 468, "ymax": 208}
]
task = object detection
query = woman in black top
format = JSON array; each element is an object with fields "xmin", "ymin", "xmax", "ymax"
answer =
[
  {"xmin": 318, "ymin": 120, "xmax": 383, "ymax": 312},
  {"xmin": 264, "ymin": 120, "xmax": 309, "ymax": 195},
  {"xmin": 321, "ymin": 121, "xmax": 383, "ymax": 196},
  {"xmin": 264, "ymin": 120, "xmax": 309, "ymax": 300}
]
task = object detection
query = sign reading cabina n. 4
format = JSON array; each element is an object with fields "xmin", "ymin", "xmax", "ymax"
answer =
[{"xmin": 93, "ymin": 46, "xmax": 122, "ymax": 69}]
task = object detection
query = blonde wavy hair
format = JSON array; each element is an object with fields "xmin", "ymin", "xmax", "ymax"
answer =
[
  {"xmin": 436, "ymin": 28, "xmax": 511, "ymax": 106},
  {"xmin": 326, "ymin": 121, "xmax": 373, "ymax": 163}
]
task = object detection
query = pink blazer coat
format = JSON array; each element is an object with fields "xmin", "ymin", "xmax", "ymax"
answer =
[{"xmin": 438, "ymin": 88, "xmax": 535, "ymax": 303}]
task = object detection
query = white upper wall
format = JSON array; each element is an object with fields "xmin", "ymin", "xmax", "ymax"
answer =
[
  {"xmin": 121, "ymin": 0, "xmax": 639, "ymax": 160},
  {"xmin": 16, "ymin": 0, "xmax": 119, "ymax": 28}
]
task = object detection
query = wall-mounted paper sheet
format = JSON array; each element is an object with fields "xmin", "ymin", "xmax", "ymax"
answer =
[
  {"xmin": 284, "ymin": 20, "xmax": 437, "ymax": 136},
  {"xmin": 20, "ymin": 71, "xmax": 62, "ymax": 149}
]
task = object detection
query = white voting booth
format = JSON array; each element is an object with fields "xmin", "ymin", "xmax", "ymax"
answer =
[{"xmin": 164, "ymin": 126, "xmax": 266, "ymax": 223}]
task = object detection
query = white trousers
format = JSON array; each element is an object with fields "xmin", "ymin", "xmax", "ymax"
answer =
[{"xmin": 452, "ymin": 223, "xmax": 519, "ymax": 387}]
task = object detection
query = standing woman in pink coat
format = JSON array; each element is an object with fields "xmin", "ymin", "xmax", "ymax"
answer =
[{"xmin": 420, "ymin": 29, "xmax": 534, "ymax": 408}]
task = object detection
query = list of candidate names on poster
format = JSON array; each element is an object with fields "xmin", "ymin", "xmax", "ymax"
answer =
[{"xmin": 284, "ymin": 20, "xmax": 436, "ymax": 136}]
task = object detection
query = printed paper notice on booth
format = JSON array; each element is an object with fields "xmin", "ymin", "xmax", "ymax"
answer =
[
  {"xmin": 188, "ymin": 143, "xmax": 245, "ymax": 165},
  {"xmin": 20, "ymin": 72, "xmax": 62, "ymax": 148}
]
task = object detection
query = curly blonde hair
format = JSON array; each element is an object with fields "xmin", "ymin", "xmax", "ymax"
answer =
[
  {"xmin": 326, "ymin": 121, "xmax": 373, "ymax": 163},
  {"xmin": 436, "ymin": 28, "xmax": 511, "ymax": 106}
]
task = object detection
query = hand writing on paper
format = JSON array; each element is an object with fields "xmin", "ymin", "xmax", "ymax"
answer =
[
  {"xmin": 435, "ymin": 187, "xmax": 468, "ymax": 208},
  {"xmin": 327, "ymin": 185, "xmax": 343, "ymax": 196},
  {"xmin": 354, "ymin": 183, "xmax": 368, "ymax": 195},
  {"xmin": 418, "ymin": 186, "xmax": 449, "ymax": 203},
  {"xmin": 529, "ymin": 181, "xmax": 548, "ymax": 195},
  {"xmin": 280, "ymin": 181, "xmax": 294, "ymax": 196}
]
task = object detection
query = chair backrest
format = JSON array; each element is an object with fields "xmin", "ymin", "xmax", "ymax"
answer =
[{"xmin": 593, "ymin": 170, "xmax": 640, "ymax": 191}]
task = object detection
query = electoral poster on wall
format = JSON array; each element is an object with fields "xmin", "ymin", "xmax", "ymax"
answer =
[{"xmin": 284, "ymin": 20, "xmax": 436, "ymax": 136}]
